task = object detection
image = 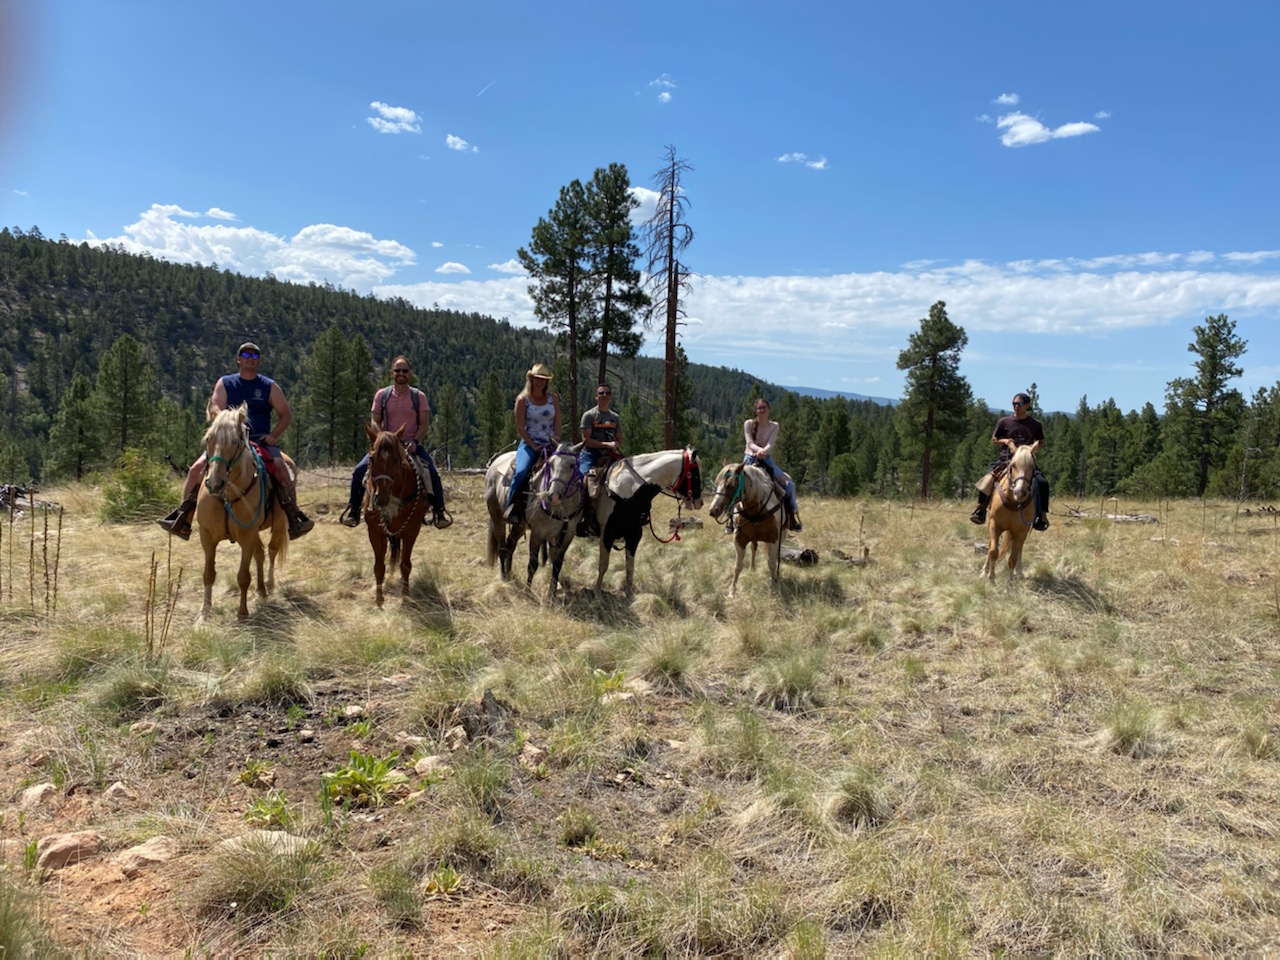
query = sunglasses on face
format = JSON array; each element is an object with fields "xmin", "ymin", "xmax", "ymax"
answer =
[
  {"xmin": 597, "ymin": 390, "xmax": 611, "ymax": 396},
  {"xmin": 240, "ymin": 351, "xmax": 260, "ymax": 359},
  {"xmin": 393, "ymin": 368, "xmax": 411, "ymax": 374},
  {"xmin": 1012, "ymin": 401, "xmax": 1027, "ymax": 407}
]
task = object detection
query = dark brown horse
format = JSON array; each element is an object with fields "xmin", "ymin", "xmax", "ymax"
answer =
[{"xmin": 363, "ymin": 423, "xmax": 426, "ymax": 605}]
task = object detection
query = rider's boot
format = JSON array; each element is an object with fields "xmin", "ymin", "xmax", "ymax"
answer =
[
  {"xmin": 275, "ymin": 478, "xmax": 315, "ymax": 540},
  {"xmin": 970, "ymin": 491, "xmax": 990, "ymax": 524},
  {"xmin": 339, "ymin": 499, "xmax": 362, "ymax": 527},
  {"xmin": 790, "ymin": 509, "xmax": 803, "ymax": 533},
  {"xmin": 158, "ymin": 495, "xmax": 198, "ymax": 540},
  {"xmin": 1032, "ymin": 479, "xmax": 1050, "ymax": 531},
  {"xmin": 503, "ymin": 484, "xmax": 524, "ymax": 523}
]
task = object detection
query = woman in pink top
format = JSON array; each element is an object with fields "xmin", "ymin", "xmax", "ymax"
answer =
[{"xmin": 743, "ymin": 398, "xmax": 801, "ymax": 532}]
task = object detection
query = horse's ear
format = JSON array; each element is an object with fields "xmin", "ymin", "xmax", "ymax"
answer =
[
  {"xmin": 205, "ymin": 400, "xmax": 217, "ymax": 423},
  {"xmin": 365, "ymin": 421, "xmax": 378, "ymax": 443}
]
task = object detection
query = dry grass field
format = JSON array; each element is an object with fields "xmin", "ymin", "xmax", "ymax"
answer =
[{"xmin": 2, "ymin": 470, "xmax": 1279, "ymax": 956}]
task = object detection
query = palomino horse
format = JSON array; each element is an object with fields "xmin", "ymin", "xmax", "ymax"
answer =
[
  {"xmin": 484, "ymin": 442, "xmax": 583, "ymax": 598},
  {"xmin": 982, "ymin": 445, "xmax": 1036, "ymax": 581},
  {"xmin": 363, "ymin": 423, "xmax": 426, "ymax": 606},
  {"xmin": 708, "ymin": 461, "xmax": 785, "ymax": 596},
  {"xmin": 586, "ymin": 447, "xmax": 703, "ymax": 598},
  {"xmin": 196, "ymin": 405, "xmax": 289, "ymax": 620}
]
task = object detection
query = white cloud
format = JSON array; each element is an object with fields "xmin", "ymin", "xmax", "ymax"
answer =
[
  {"xmin": 806, "ymin": 156, "xmax": 828, "ymax": 170},
  {"xmin": 1094, "ymin": 110, "xmax": 1111, "ymax": 119},
  {"xmin": 205, "ymin": 207, "xmax": 238, "ymax": 221},
  {"xmin": 649, "ymin": 73, "xmax": 676, "ymax": 89},
  {"xmin": 778, "ymin": 152, "xmax": 826, "ymax": 170},
  {"xmin": 1223, "ymin": 250, "xmax": 1280, "ymax": 264},
  {"xmin": 976, "ymin": 113, "xmax": 994, "ymax": 124},
  {"xmin": 445, "ymin": 134, "xmax": 478, "ymax": 152},
  {"xmin": 11, "ymin": 188, "xmax": 28, "ymax": 196},
  {"xmin": 86, "ymin": 203, "xmax": 414, "ymax": 287},
  {"xmin": 994, "ymin": 93, "xmax": 1019, "ymax": 105},
  {"xmin": 658, "ymin": 91, "xmax": 672, "ymax": 104},
  {"xmin": 996, "ymin": 111, "xmax": 1100, "ymax": 147},
  {"xmin": 777, "ymin": 152, "xmax": 808, "ymax": 163},
  {"xmin": 487, "ymin": 259, "xmax": 526, "ymax": 275},
  {"xmin": 367, "ymin": 101, "xmax": 422, "ymax": 135},
  {"xmin": 629, "ymin": 186, "xmax": 660, "ymax": 223},
  {"xmin": 431, "ymin": 241, "xmax": 444, "ymax": 248},
  {"xmin": 435, "ymin": 261, "xmax": 471, "ymax": 274}
]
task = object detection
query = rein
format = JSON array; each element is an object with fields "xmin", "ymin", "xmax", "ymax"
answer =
[
  {"xmin": 714, "ymin": 466, "xmax": 783, "ymax": 533},
  {"xmin": 996, "ymin": 456, "xmax": 1035, "ymax": 527},
  {"xmin": 207, "ymin": 430, "xmax": 268, "ymax": 530},
  {"xmin": 366, "ymin": 441, "xmax": 423, "ymax": 536},
  {"xmin": 649, "ymin": 449, "xmax": 701, "ymax": 544}
]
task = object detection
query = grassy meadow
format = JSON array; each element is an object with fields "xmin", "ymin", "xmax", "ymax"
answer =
[{"xmin": 2, "ymin": 470, "xmax": 1279, "ymax": 956}]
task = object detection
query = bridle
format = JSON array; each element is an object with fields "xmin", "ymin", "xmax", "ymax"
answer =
[
  {"xmin": 366, "ymin": 437, "xmax": 423, "ymax": 536},
  {"xmin": 537, "ymin": 447, "xmax": 584, "ymax": 522},
  {"xmin": 997, "ymin": 452, "xmax": 1036, "ymax": 526},
  {"xmin": 711, "ymin": 463, "xmax": 783, "ymax": 533},
  {"xmin": 650, "ymin": 448, "xmax": 702, "ymax": 544},
  {"xmin": 205, "ymin": 425, "xmax": 268, "ymax": 530}
]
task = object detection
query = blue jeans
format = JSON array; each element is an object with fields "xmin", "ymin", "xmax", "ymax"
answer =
[
  {"xmin": 744, "ymin": 455, "xmax": 798, "ymax": 512},
  {"xmin": 350, "ymin": 443, "xmax": 444, "ymax": 513},
  {"xmin": 578, "ymin": 447, "xmax": 615, "ymax": 476},
  {"xmin": 509, "ymin": 441, "xmax": 543, "ymax": 508}
]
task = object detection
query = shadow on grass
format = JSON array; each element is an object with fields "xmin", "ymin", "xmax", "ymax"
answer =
[
  {"xmin": 778, "ymin": 569, "xmax": 847, "ymax": 607},
  {"xmin": 1028, "ymin": 570, "xmax": 1112, "ymax": 613},
  {"xmin": 558, "ymin": 587, "xmax": 643, "ymax": 627}
]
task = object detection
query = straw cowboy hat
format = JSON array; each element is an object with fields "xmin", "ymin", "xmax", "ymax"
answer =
[{"xmin": 527, "ymin": 363, "xmax": 553, "ymax": 380}]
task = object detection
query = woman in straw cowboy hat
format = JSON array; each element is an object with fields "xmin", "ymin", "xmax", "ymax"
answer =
[{"xmin": 504, "ymin": 362, "xmax": 562, "ymax": 521}]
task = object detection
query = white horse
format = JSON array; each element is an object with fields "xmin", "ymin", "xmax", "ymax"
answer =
[
  {"xmin": 585, "ymin": 447, "xmax": 703, "ymax": 598},
  {"xmin": 707, "ymin": 461, "xmax": 784, "ymax": 596},
  {"xmin": 484, "ymin": 442, "xmax": 584, "ymax": 598}
]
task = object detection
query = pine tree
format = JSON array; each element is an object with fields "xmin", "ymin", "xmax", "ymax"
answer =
[
  {"xmin": 584, "ymin": 163, "xmax": 649, "ymax": 386},
  {"xmin": 894, "ymin": 301, "xmax": 972, "ymax": 498},
  {"xmin": 477, "ymin": 370, "xmax": 509, "ymax": 463},
  {"xmin": 1164, "ymin": 314, "xmax": 1247, "ymax": 497},
  {"xmin": 93, "ymin": 332, "xmax": 157, "ymax": 460},
  {"xmin": 518, "ymin": 180, "xmax": 594, "ymax": 429},
  {"xmin": 47, "ymin": 372, "xmax": 102, "ymax": 479},
  {"xmin": 302, "ymin": 325, "xmax": 356, "ymax": 466},
  {"xmin": 430, "ymin": 382, "xmax": 465, "ymax": 468}
]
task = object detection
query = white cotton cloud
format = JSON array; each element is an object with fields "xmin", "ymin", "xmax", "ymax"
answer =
[
  {"xmin": 487, "ymin": 259, "xmax": 526, "ymax": 275},
  {"xmin": 1095, "ymin": 110, "xmax": 1111, "ymax": 119},
  {"xmin": 445, "ymin": 134, "xmax": 478, "ymax": 152},
  {"xmin": 805, "ymin": 156, "xmax": 828, "ymax": 170},
  {"xmin": 11, "ymin": 188, "xmax": 28, "ymax": 196},
  {"xmin": 629, "ymin": 186, "xmax": 660, "ymax": 223},
  {"xmin": 649, "ymin": 73, "xmax": 676, "ymax": 89},
  {"xmin": 205, "ymin": 207, "xmax": 237, "ymax": 221},
  {"xmin": 778, "ymin": 152, "xmax": 826, "ymax": 170},
  {"xmin": 658, "ymin": 91, "xmax": 672, "ymax": 104},
  {"xmin": 435, "ymin": 261, "xmax": 471, "ymax": 274},
  {"xmin": 367, "ymin": 101, "xmax": 422, "ymax": 134},
  {"xmin": 994, "ymin": 93, "xmax": 1019, "ymax": 105},
  {"xmin": 996, "ymin": 111, "xmax": 1100, "ymax": 147},
  {"xmin": 976, "ymin": 113, "xmax": 994, "ymax": 124},
  {"xmin": 431, "ymin": 241, "xmax": 444, "ymax": 248},
  {"xmin": 85, "ymin": 203, "xmax": 415, "ymax": 287}
]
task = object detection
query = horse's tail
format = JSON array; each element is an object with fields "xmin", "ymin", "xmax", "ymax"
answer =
[{"xmin": 486, "ymin": 517, "xmax": 501, "ymax": 567}]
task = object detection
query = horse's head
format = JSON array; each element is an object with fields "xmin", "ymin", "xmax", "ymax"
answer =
[
  {"xmin": 708, "ymin": 462, "xmax": 744, "ymax": 519},
  {"xmin": 672, "ymin": 446, "xmax": 703, "ymax": 510},
  {"xmin": 539, "ymin": 442, "xmax": 582, "ymax": 509},
  {"xmin": 203, "ymin": 404, "xmax": 249, "ymax": 497},
  {"xmin": 368, "ymin": 427, "xmax": 410, "ymax": 510},
  {"xmin": 1007, "ymin": 445, "xmax": 1036, "ymax": 504}
]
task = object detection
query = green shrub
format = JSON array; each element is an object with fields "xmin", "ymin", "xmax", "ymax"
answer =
[{"xmin": 101, "ymin": 448, "xmax": 174, "ymax": 522}]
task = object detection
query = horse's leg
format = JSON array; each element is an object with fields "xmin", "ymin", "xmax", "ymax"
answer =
[
  {"xmin": 371, "ymin": 530, "xmax": 387, "ymax": 607},
  {"xmin": 594, "ymin": 540, "xmax": 611, "ymax": 599},
  {"xmin": 730, "ymin": 536, "xmax": 747, "ymax": 597},
  {"xmin": 983, "ymin": 522, "xmax": 1000, "ymax": 580},
  {"xmin": 750, "ymin": 540, "xmax": 758, "ymax": 571},
  {"xmin": 623, "ymin": 529, "xmax": 643, "ymax": 598},
  {"xmin": 399, "ymin": 532, "xmax": 415, "ymax": 598},
  {"xmin": 527, "ymin": 532, "xmax": 541, "ymax": 587},
  {"xmin": 236, "ymin": 542, "xmax": 253, "ymax": 620},
  {"xmin": 199, "ymin": 528, "xmax": 217, "ymax": 619},
  {"xmin": 769, "ymin": 531, "xmax": 781, "ymax": 583},
  {"xmin": 1010, "ymin": 530, "xmax": 1026, "ymax": 581},
  {"xmin": 253, "ymin": 539, "xmax": 267, "ymax": 599}
]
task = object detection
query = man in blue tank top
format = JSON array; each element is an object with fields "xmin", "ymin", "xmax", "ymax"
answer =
[{"xmin": 158, "ymin": 342, "xmax": 315, "ymax": 540}]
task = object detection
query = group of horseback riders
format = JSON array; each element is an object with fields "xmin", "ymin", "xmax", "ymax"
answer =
[{"xmin": 156, "ymin": 344, "xmax": 1049, "ymax": 542}]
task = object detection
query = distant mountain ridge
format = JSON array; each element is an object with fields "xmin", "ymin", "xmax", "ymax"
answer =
[{"xmin": 788, "ymin": 385, "xmax": 899, "ymax": 407}]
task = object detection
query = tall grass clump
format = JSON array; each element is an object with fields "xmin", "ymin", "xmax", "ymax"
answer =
[{"xmin": 100, "ymin": 449, "xmax": 173, "ymax": 522}]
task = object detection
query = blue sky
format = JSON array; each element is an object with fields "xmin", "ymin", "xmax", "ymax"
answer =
[{"xmin": 1, "ymin": 0, "xmax": 1277, "ymax": 413}]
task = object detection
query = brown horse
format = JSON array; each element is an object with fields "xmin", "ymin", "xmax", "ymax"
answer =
[
  {"xmin": 195, "ymin": 405, "xmax": 289, "ymax": 620},
  {"xmin": 362, "ymin": 423, "xmax": 426, "ymax": 606},
  {"xmin": 708, "ymin": 461, "xmax": 785, "ymax": 596},
  {"xmin": 982, "ymin": 445, "xmax": 1036, "ymax": 581}
]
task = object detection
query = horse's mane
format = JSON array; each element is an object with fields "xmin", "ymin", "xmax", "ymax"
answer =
[
  {"xmin": 1011, "ymin": 445, "xmax": 1036, "ymax": 472},
  {"xmin": 204, "ymin": 404, "xmax": 247, "ymax": 448}
]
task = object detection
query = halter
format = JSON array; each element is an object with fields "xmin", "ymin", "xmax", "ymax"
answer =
[
  {"xmin": 712, "ymin": 464, "xmax": 783, "ymax": 533},
  {"xmin": 997, "ymin": 451, "xmax": 1036, "ymax": 527},
  {"xmin": 650, "ymin": 448, "xmax": 702, "ymax": 544},
  {"xmin": 366, "ymin": 438, "xmax": 423, "ymax": 536},
  {"xmin": 206, "ymin": 426, "xmax": 268, "ymax": 530},
  {"xmin": 537, "ymin": 448, "xmax": 584, "ymax": 519}
]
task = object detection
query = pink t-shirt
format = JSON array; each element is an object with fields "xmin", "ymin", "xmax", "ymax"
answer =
[
  {"xmin": 373, "ymin": 387, "xmax": 425, "ymax": 443},
  {"xmin": 744, "ymin": 418, "xmax": 779, "ymax": 459}
]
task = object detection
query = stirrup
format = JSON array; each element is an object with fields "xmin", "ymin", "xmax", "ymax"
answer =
[
  {"xmin": 288, "ymin": 514, "xmax": 315, "ymax": 540},
  {"xmin": 433, "ymin": 508, "xmax": 453, "ymax": 530},
  {"xmin": 970, "ymin": 508, "xmax": 986, "ymax": 524},
  {"xmin": 339, "ymin": 505, "xmax": 361, "ymax": 528}
]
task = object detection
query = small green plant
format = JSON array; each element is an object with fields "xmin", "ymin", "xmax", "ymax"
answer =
[
  {"xmin": 348, "ymin": 718, "xmax": 373, "ymax": 739},
  {"xmin": 321, "ymin": 750, "xmax": 405, "ymax": 807},
  {"xmin": 369, "ymin": 860, "xmax": 422, "ymax": 924},
  {"xmin": 239, "ymin": 757, "xmax": 275, "ymax": 788},
  {"xmin": 244, "ymin": 790, "xmax": 292, "ymax": 828},
  {"xmin": 423, "ymin": 864, "xmax": 463, "ymax": 897},
  {"xmin": 559, "ymin": 805, "xmax": 598, "ymax": 848}
]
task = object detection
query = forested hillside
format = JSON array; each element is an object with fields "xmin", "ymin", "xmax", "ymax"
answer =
[{"xmin": 2, "ymin": 227, "xmax": 1279, "ymax": 502}]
